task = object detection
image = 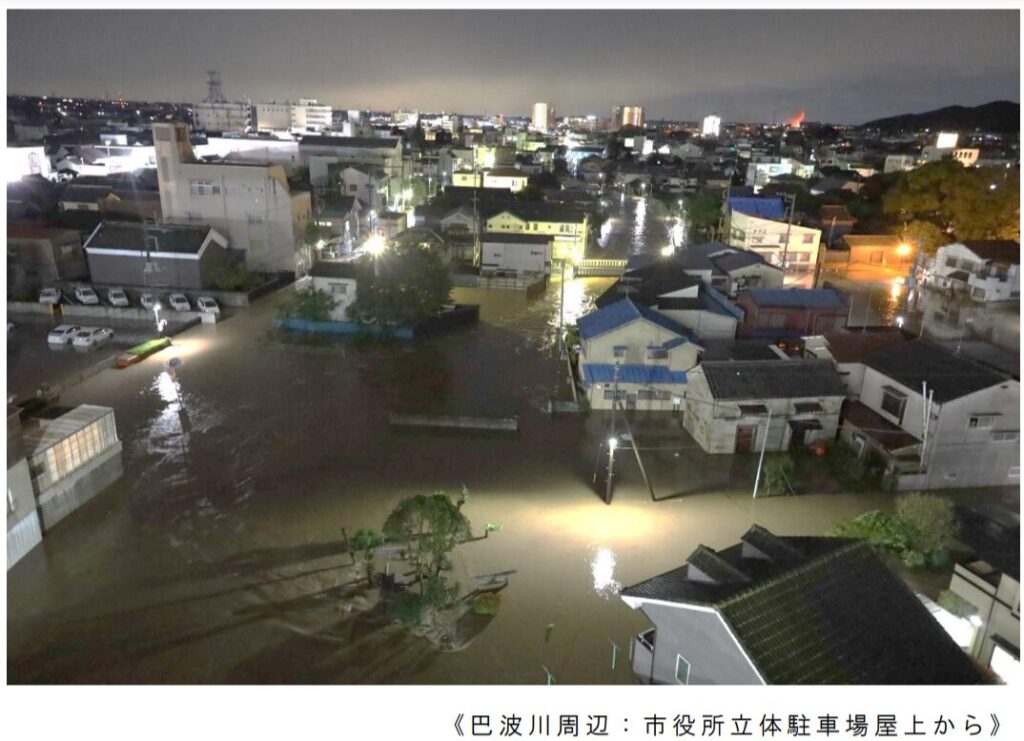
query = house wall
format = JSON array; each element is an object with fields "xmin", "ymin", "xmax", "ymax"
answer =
[
  {"xmin": 486, "ymin": 211, "xmax": 589, "ymax": 263},
  {"xmin": 480, "ymin": 240, "xmax": 551, "ymax": 277},
  {"xmin": 35, "ymin": 443, "xmax": 124, "ymax": 531},
  {"xmin": 949, "ymin": 565, "xmax": 1020, "ymax": 673},
  {"xmin": 582, "ymin": 318, "xmax": 699, "ymax": 368},
  {"xmin": 658, "ymin": 309, "xmax": 737, "ymax": 340},
  {"xmin": 483, "ymin": 172, "xmax": 528, "ymax": 192},
  {"xmin": 7, "ymin": 458, "xmax": 42, "ymax": 570},
  {"xmin": 638, "ymin": 602, "xmax": 763, "ymax": 685},
  {"xmin": 728, "ymin": 211, "xmax": 821, "ymax": 272},
  {"xmin": 85, "ymin": 236, "xmax": 233, "ymax": 290},
  {"xmin": 736, "ymin": 296, "xmax": 847, "ymax": 336},
  {"xmin": 727, "ymin": 262, "xmax": 784, "ymax": 293},
  {"xmin": 7, "ymin": 232, "xmax": 89, "ymax": 290},
  {"xmin": 858, "ymin": 366, "xmax": 1020, "ymax": 488},
  {"xmin": 311, "ymin": 275, "xmax": 358, "ymax": 321}
]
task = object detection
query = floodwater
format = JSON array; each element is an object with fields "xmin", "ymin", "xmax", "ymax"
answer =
[{"xmin": 9, "ymin": 207, "xmax": 913, "ymax": 684}]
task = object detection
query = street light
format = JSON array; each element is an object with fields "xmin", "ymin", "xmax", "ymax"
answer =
[
  {"xmin": 367, "ymin": 234, "xmax": 386, "ymax": 278},
  {"xmin": 660, "ymin": 245, "xmax": 675, "ymax": 257},
  {"xmin": 153, "ymin": 302, "xmax": 167, "ymax": 334}
]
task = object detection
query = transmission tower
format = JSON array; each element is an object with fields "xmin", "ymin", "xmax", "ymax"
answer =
[{"xmin": 204, "ymin": 70, "xmax": 227, "ymax": 103}]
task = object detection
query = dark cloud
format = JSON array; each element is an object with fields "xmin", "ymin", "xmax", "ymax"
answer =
[{"xmin": 7, "ymin": 9, "xmax": 1019, "ymax": 123}]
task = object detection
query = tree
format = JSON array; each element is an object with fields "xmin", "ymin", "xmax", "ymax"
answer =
[
  {"xmin": 900, "ymin": 220, "xmax": 946, "ymax": 255},
  {"xmin": 211, "ymin": 262, "xmax": 263, "ymax": 292},
  {"xmin": 348, "ymin": 243, "xmax": 452, "ymax": 328},
  {"xmin": 383, "ymin": 492, "xmax": 472, "ymax": 597},
  {"xmin": 515, "ymin": 184, "xmax": 545, "ymax": 201},
  {"xmin": 684, "ymin": 192, "xmax": 722, "ymax": 239},
  {"xmin": 276, "ymin": 286, "xmax": 337, "ymax": 322},
  {"xmin": 349, "ymin": 528, "xmax": 385, "ymax": 582},
  {"xmin": 303, "ymin": 221, "xmax": 332, "ymax": 247}
]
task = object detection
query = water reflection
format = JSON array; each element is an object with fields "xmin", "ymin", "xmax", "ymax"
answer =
[{"xmin": 589, "ymin": 545, "xmax": 621, "ymax": 598}]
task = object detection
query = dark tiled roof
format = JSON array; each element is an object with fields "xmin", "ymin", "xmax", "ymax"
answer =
[
  {"xmin": 842, "ymin": 400, "xmax": 920, "ymax": 452},
  {"xmin": 622, "ymin": 526, "xmax": 986, "ymax": 684},
  {"xmin": 481, "ymin": 233, "xmax": 552, "ymax": 245},
  {"xmin": 85, "ymin": 221, "xmax": 212, "ymax": 255},
  {"xmin": 319, "ymin": 193, "xmax": 359, "ymax": 217},
  {"xmin": 862, "ymin": 340, "xmax": 1010, "ymax": 403},
  {"xmin": 310, "ymin": 261, "xmax": 361, "ymax": 279},
  {"xmin": 959, "ymin": 240, "xmax": 1019, "ymax": 264},
  {"xmin": 955, "ymin": 503, "xmax": 1020, "ymax": 582},
  {"xmin": 745, "ymin": 288, "xmax": 848, "ymax": 310},
  {"xmin": 499, "ymin": 201, "xmax": 586, "ymax": 223},
  {"xmin": 597, "ymin": 269, "xmax": 702, "ymax": 309},
  {"xmin": 820, "ymin": 328, "xmax": 910, "ymax": 363},
  {"xmin": 700, "ymin": 359, "xmax": 846, "ymax": 400}
]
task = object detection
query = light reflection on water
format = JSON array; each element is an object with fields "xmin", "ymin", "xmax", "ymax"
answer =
[{"xmin": 589, "ymin": 545, "xmax": 621, "ymax": 598}]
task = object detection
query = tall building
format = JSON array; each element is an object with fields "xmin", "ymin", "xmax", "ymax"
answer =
[
  {"xmin": 532, "ymin": 102, "xmax": 554, "ymax": 133},
  {"xmin": 701, "ymin": 114, "xmax": 722, "ymax": 138},
  {"xmin": 191, "ymin": 70, "xmax": 253, "ymax": 133},
  {"xmin": 613, "ymin": 105, "xmax": 645, "ymax": 130},
  {"xmin": 290, "ymin": 99, "xmax": 332, "ymax": 133}
]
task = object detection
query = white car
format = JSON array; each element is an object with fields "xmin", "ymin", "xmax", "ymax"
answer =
[
  {"xmin": 47, "ymin": 324, "xmax": 82, "ymax": 345},
  {"xmin": 74, "ymin": 286, "xmax": 100, "ymax": 305},
  {"xmin": 72, "ymin": 327, "xmax": 114, "ymax": 349},
  {"xmin": 107, "ymin": 288, "xmax": 130, "ymax": 307},
  {"xmin": 38, "ymin": 287, "xmax": 62, "ymax": 305},
  {"xmin": 196, "ymin": 296, "xmax": 220, "ymax": 314},
  {"xmin": 168, "ymin": 294, "xmax": 191, "ymax": 311},
  {"xmin": 140, "ymin": 293, "xmax": 157, "ymax": 310}
]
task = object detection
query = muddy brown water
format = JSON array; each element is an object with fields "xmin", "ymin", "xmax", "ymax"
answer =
[{"xmin": 8, "ymin": 198, "xmax": 909, "ymax": 684}]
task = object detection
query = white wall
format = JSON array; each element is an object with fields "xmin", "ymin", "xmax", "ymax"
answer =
[{"xmin": 311, "ymin": 275, "xmax": 357, "ymax": 320}]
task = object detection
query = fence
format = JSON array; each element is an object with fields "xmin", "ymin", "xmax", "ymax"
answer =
[{"xmin": 388, "ymin": 413, "xmax": 519, "ymax": 432}]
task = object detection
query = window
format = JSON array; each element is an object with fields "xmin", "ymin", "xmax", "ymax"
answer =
[
  {"xmin": 145, "ymin": 236, "xmax": 160, "ymax": 252},
  {"xmin": 328, "ymin": 282, "xmax": 348, "ymax": 296},
  {"xmin": 992, "ymin": 430, "xmax": 1019, "ymax": 442},
  {"xmin": 880, "ymin": 387, "xmax": 907, "ymax": 423},
  {"xmin": 189, "ymin": 179, "xmax": 219, "ymax": 196},
  {"xmin": 738, "ymin": 404, "xmax": 769, "ymax": 416},
  {"xmin": 969, "ymin": 415, "xmax": 997, "ymax": 429},
  {"xmin": 802, "ymin": 233, "xmax": 814, "ymax": 244},
  {"xmin": 186, "ymin": 211, "xmax": 201, "ymax": 222},
  {"xmin": 1009, "ymin": 466, "xmax": 1020, "ymax": 479},
  {"xmin": 674, "ymin": 654, "xmax": 691, "ymax": 685},
  {"xmin": 646, "ymin": 347, "xmax": 669, "ymax": 360},
  {"xmin": 945, "ymin": 256, "xmax": 958, "ymax": 268},
  {"xmin": 602, "ymin": 389, "xmax": 626, "ymax": 401},
  {"xmin": 349, "ymin": 185, "xmax": 358, "ymax": 193},
  {"xmin": 246, "ymin": 212, "xmax": 264, "ymax": 225},
  {"xmin": 613, "ymin": 345, "xmax": 627, "ymax": 358}
]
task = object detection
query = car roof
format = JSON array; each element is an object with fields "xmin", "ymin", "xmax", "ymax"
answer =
[{"xmin": 53, "ymin": 324, "xmax": 79, "ymax": 331}]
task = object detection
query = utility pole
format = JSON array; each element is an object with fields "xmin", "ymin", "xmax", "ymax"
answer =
[
  {"xmin": 752, "ymin": 406, "xmax": 773, "ymax": 498},
  {"xmin": 605, "ymin": 363, "xmax": 621, "ymax": 505},
  {"xmin": 558, "ymin": 259, "xmax": 566, "ymax": 358},
  {"xmin": 920, "ymin": 381, "xmax": 934, "ymax": 472},
  {"xmin": 779, "ymin": 192, "xmax": 796, "ymax": 280}
]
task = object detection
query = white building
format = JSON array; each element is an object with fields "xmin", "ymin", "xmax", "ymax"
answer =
[
  {"xmin": 192, "ymin": 101, "xmax": 253, "ymax": 133},
  {"xmin": 482, "ymin": 167, "xmax": 529, "ymax": 192},
  {"xmin": 153, "ymin": 122, "xmax": 312, "ymax": 274},
  {"xmin": 745, "ymin": 157, "xmax": 814, "ymax": 189},
  {"xmin": 6, "ymin": 145, "xmax": 52, "ymax": 181},
  {"xmin": 883, "ymin": 154, "xmax": 917, "ymax": 173},
  {"xmin": 701, "ymin": 114, "xmax": 721, "ymax": 138},
  {"xmin": 479, "ymin": 234, "xmax": 551, "ymax": 279},
  {"xmin": 299, "ymin": 135, "xmax": 405, "ymax": 198},
  {"xmin": 613, "ymin": 105, "xmax": 645, "ymax": 130},
  {"xmin": 532, "ymin": 102, "xmax": 553, "ymax": 133},
  {"xmin": 727, "ymin": 210, "xmax": 821, "ymax": 276},
  {"xmin": 923, "ymin": 240, "xmax": 1020, "ymax": 303},
  {"xmin": 309, "ymin": 260, "xmax": 359, "ymax": 321},
  {"xmin": 291, "ymin": 98, "xmax": 332, "ymax": 133},
  {"xmin": 255, "ymin": 102, "xmax": 292, "ymax": 132}
]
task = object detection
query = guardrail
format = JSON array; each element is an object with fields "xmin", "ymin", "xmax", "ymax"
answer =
[{"xmin": 388, "ymin": 413, "xmax": 519, "ymax": 432}]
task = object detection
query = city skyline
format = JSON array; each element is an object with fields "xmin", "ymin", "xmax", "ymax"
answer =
[{"xmin": 7, "ymin": 9, "xmax": 1020, "ymax": 124}]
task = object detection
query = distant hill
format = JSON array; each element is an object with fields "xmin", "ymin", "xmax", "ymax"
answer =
[{"xmin": 860, "ymin": 101, "xmax": 1019, "ymax": 134}]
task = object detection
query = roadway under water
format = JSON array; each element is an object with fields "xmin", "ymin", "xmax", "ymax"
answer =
[{"xmin": 8, "ymin": 198, "xmax": 904, "ymax": 684}]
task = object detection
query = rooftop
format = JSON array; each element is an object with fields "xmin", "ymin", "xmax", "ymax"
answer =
[
  {"xmin": 862, "ymin": 340, "xmax": 1012, "ymax": 403},
  {"xmin": 728, "ymin": 196, "xmax": 785, "ymax": 220},
  {"xmin": 957, "ymin": 239, "xmax": 1020, "ymax": 264},
  {"xmin": 699, "ymin": 359, "xmax": 847, "ymax": 400},
  {"xmin": 578, "ymin": 298, "xmax": 696, "ymax": 343},
  {"xmin": 744, "ymin": 288, "xmax": 848, "ymax": 310},
  {"xmin": 581, "ymin": 363, "xmax": 688, "ymax": 386},
  {"xmin": 84, "ymin": 221, "xmax": 214, "ymax": 255},
  {"xmin": 21, "ymin": 405, "xmax": 115, "ymax": 457},
  {"xmin": 299, "ymin": 135, "xmax": 400, "ymax": 149}
]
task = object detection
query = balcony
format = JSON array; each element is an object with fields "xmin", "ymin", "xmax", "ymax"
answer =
[{"xmin": 632, "ymin": 628, "xmax": 656, "ymax": 683}]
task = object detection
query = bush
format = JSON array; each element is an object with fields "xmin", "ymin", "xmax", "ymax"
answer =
[
  {"xmin": 389, "ymin": 591, "xmax": 425, "ymax": 626},
  {"xmin": 211, "ymin": 263, "xmax": 264, "ymax": 292},
  {"xmin": 276, "ymin": 287, "xmax": 338, "ymax": 322},
  {"xmin": 826, "ymin": 442, "xmax": 885, "ymax": 492},
  {"xmin": 762, "ymin": 454, "xmax": 794, "ymax": 496},
  {"xmin": 471, "ymin": 593, "xmax": 501, "ymax": 616},
  {"xmin": 828, "ymin": 510, "xmax": 909, "ymax": 551},
  {"xmin": 896, "ymin": 492, "xmax": 957, "ymax": 558}
]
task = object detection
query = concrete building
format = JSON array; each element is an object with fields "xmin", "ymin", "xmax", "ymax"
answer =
[
  {"xmin": 7, "ymin": 407, "xmax": 41, "ymax": 570},
  {"xmin": 531, "ymin": 102, "xmax": 553, "ymax": 134},
  {"xmin": 485, "ymin": 202, "xmax": 589, "ymax": 264},
  {"xmin": 923, "ymin": 240, "xmax": 1020, "ymax": 303},
  {"xmin": 576, "ymin": 298, "xmax": 702, "ymax": 412},
  {"xmin": 736, "ymin": 288, "xmax": 848, "ymax": 338},
  {"xmin": 332, "ymin": 163, "xmax": 389, "ymax": 214},
  {"xmin": 613, "ymin": 105, "xmax": 644, "ymax": 130},
  {"xmin": 314, "ymin": 193, "xmax": 362, "ymax": 246},
  {"xmin": 153, "ymin": 122, "xmax": 311, "ymax": 274},
  {"xmin": 727, "ymin": 209, "xmax": 821, "ymax": 276},
  {"xmin": 309, "ymin": 260, "xmax": 359, "ymax": 321},
  {"xmin": 192, "ymin": 100, "xmax": 253, "ymax": 134},
  {"xmin": 290, "ymin": 98, "xmax": 332, "ymax": 133},
  {"xmin": 83, "ymin": 221, "xmax": 235, "ymax": 290},
  {"xmin": 840, "ymin": 234, "xmax": 915, "ymax": 268},
  {"xmin": 883, "ymin": 154, "xmax": 917, "ymax": 173},
  {"xmin": 684, "ymin": 359, "xmax": 846, "ymax": 454},
  {"xmin": 621, "ymin": 525, "xmax": 987, "ymax": 684},
  {"xmin": 298, "ymin": 135, "xmax": 405, "ymax": 198},
  {"xmin": 836, "ymin": 340, "xmax": 1019, "ymax": 490},
  {"xmin": 701, "ymin": 114, "xmax": 721, "ymax": 138},
  {"xmin": 255, "ymin": 102, "xmax": 292, "ymax": 132},
  {"xmin": 745, "ymin": 157, "xmax": 815, "ymax": 189},
  {"xmin": 7, "ymin": 224, "xmax": 89, "ymax": 291}
]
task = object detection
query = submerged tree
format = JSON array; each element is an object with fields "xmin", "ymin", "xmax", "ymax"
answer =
[{"xmin": 383, "ymin": 492, "xmax": 472, "ymax": 596}]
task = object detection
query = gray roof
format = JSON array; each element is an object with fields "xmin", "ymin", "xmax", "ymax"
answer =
[
  {"xmin": 862, "ymin": 340, "xmax": 1011, "ymax": 403},
  {"xmin": 700, "ymin": 359, "xmax": 847, "ymax": 400},
  {"xmin": 300, "ymin": 135, "xmax": 400, "ymax": 149},
  {"xmin": 310, "ymin": 261, "xmax": 361, "ymax": 279},
  {"xmin": 622, "ymin": 526, "xmax": 986, "ymax": 684},
  {"xmin": 85, "ymin": 221, "xmax": 213, "ymax": 255}
]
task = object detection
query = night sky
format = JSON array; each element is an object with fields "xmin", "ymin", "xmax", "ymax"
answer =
[{"xmin": 7, "ymin": 9, "xmax": 1019, "ymax": 123}]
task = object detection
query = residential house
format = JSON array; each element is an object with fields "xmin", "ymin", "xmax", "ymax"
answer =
[
  {"xmin": 923, "ymin": 240, "xmax": 1020, "ymax": 303},
  {"xmin": 83, "ymin": 221, "xmax": 236, "ymax": 290},
  {"xmin": 58, "ymin": 173, "xmax": 163, "ymax": 222},
  {"xmin": 672, "ymin": 241, "xmax": 784, "ymax": 296},
  {"xmin": 837, "ymin": 340, "xmax": 1019, "ymax": 490},
  {"xmin": 727, "ymin": 209, "xmax": 822, "ymax": 275},
  {"xmin": 620, "ymin": 525, "xmax": 987, "ymax": 684},
  {"xmin": 451, "ymin": 170, "xmax": 482, "ymax": 188},
  {"xmin": 479, "ymin": 234, "xmax": 551, "ymax": 280},
  {"xmin": 378, "ymin": 211, "xmax": 407, "ymax": 241},
  {"xmin": 883, "ymin": 154, "xmax": 918, "ymax": 173},
  {"xmin": 684, "ymin": 359, "xmax": 846, "ymax": 453},
  {"xmin": 482, "ymin": 167, "xmax": 529, "ymax": 193},
  {"xmin": 7, "ymin": 175, "xmax": 59, "ymax": 220},
  {"xmin": 947, "ymin": 503, "xmax": 1019, "ymax": 684},
  {"xmin": 309, "ymin": 260, "xmax": 359, "ymax": 321},
  {"xmin": 314, "ymin": 193, "xmax": 362, "ymax": 247},
  {"xmin": 153, "ymin": 122, "xmax": 311, "ymax": 274},
  {"xmin": 576, "ymin": 298, "xmax": 702, "ymax": 412},
  {"xmin": 6, "ymin": 144, "xmax": 51, "ymax": 180},
  {"xmin": 331, "ymin": 163, "xmax": 389, "ymax": 214},
  {"xmin": 809, "ymin": 173, "xmax": 863, "ymax": 196},
  {"xmin": 7, "ymin": 224, "xmax": 89, "ymax": 291},
  {"xmin": 840, "ymin": 234, "xmax": 916, "ymax": 268},
  {"xmin": 736, "ymin": 288, "xmax": 848, "ymax": 338},
  {"xmin": 485, "ymin": 202, "xmax": 589, "ymax": 264},
  {"xmin": 298, "ymin": 135, "xmax": 405, "ymax": 199}
]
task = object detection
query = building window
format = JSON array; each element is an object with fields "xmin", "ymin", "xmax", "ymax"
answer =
[
  {"xmin": 646, "ymin": 347, "xmax": 668, "ymax": 360},
  {"xmin": 145, "ymin": 236, "xmax": 159, "ymax": 252},
  {"xmin": 944, "ymin": 256, "xmax": 958, "ymax": 268},
  {"xmin": 969, "ymin": 415, "xmax": 997, "ymax": 429},
  {"xmin": 246, "ymin": 213, "xmax": 265, "ymax": 225},
  {"xmin": 189, "ymin": 179, "xmax": 219, "ymax": 196},
  {"xmin": 992, "ymin": 430, "xmax": 1019, "ymax": 442},
  {"xmin": 802, "ymin": 233, "xmax": 814, "ymax": 244},
  {"xmin": 613, "ymin": 346, "xmax": 627, "ymax": 358},
  {"xmin": 186, "ymin": 211, "xmax": 201, "ymax": 222},
  {"xmin": 1009, "ymin": 466, "xmax": 1020, "ymax": 479},
  {"xmin": 880, "ymin": 387, "xmax": 907, "ymax": 423},
  {"xmin": 328, "ymin": 282, "xmax": 348, "ymax": 296},
  {"xmin": 674, "ymin": 654, "xmax": 691, "ymax": 685}
]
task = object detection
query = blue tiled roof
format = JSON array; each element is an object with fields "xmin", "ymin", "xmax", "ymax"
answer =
[
  {"xmin": 745, "ymin": 288, "xmax": 847, "ymax": 310},
  {"xmin": 729, "ymin": 196, "xmax": 785, "ymax": 220},
  {"xmin": 577, "ymin": 298, "xmax": 696, "ymax": 342},
  {"xmin": 581, "ymin": 363, "xmax": 689, "ymax": 386}
]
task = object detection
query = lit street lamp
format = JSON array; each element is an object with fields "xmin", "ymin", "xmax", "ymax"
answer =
[
  {"xmin": 366, "ymin": 234, "xmax": 386, "ymax": 278},
  {"xmin": 153, "ymin": 302, "xmax": 167, "ymax": 334}
]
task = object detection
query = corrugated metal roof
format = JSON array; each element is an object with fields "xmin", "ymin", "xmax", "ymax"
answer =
[
  {"xmin": 728, "ymin": 196, "xmax": 785, "ymax": 220},
  {"xmin": 22, "ymin": 404, "xmax": 114, "ymax": 456},
  {"xmin": 701, "ymin": 359, "xmax": 847, "ymax": 400},
  {"xmin": 581, "ymin": 363, "xmax": 688, "ymax": 385},
  {"xmin": 578, "ymin": 298, "xmax": 694, "ymax": 341},
  {"xmin": 745, "ymin": 288, "xmax": 847, "ymax": 310}
]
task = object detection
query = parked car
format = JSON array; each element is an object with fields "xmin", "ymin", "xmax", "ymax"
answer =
[
  {"xmin": 168, "ymin": 293, "xmax": 191, "ymax": 311},
  {"xmin": 140, "ymin": 293, "xmax": 158, "ymax": 310},
  {"xmin": 38, "ymin": 287, "xmax": 62, "ymax": 305},
  {"xmin": 74, "ymin": 286, "xmax": 100, "ymax": 305},
  {"xmin": 196, "ymin": 296, "xmax": 220, "ymax": 314},
  {"xmin": 72, "ymin": 326, "xmax": 115, "ymax": 349},
  {"xmin": 107, "ymin": 288, "xmax": 130, "ymax": 307},
  {"xmin": 47, "ymin": 324, "xmax": 82, "ymax": 345}
]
